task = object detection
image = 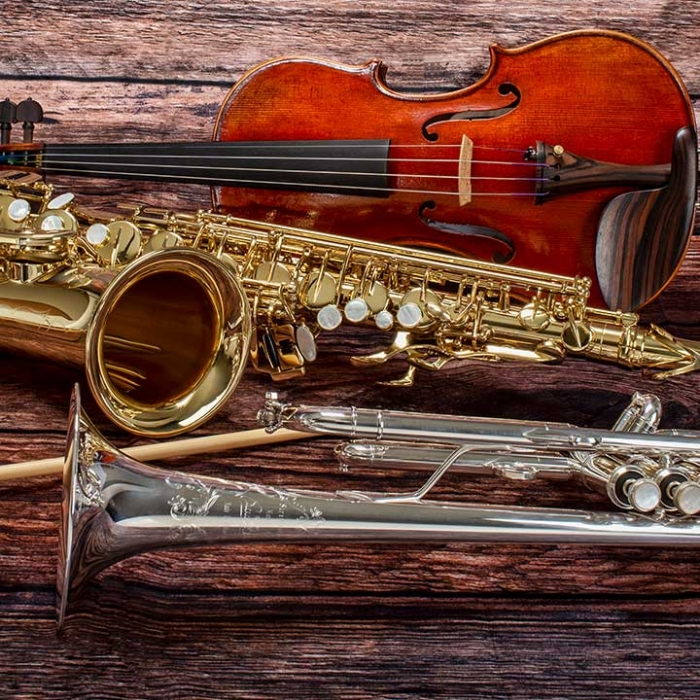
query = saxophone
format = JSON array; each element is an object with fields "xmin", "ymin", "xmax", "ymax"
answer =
[{"xmin": 0, "ymin": 173, "xmax": 698, "ymax": 435}]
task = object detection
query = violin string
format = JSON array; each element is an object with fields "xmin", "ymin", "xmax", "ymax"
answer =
[
  {"xmin": 40, "ymin": 158, "xmax": 546, "ymax": 183},
  {"xmin": 47, "ymin": 141, "xmax": 531, "ymax": 151},
  {"xmin": 40, "ymin": 152, "xmax": 539, "ymax": 167},
  {"xmin": 37, "ymin": 164, "xmax": 549, "ymax": 198}
]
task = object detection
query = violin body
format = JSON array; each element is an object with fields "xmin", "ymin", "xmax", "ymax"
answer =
[
  {"xmin": 213, "ymin": 30, "xmax": 697, "ymax": 310},
  {"xmin": 1, "ymin": 31, "xmax": 695, "ymax": 310}
]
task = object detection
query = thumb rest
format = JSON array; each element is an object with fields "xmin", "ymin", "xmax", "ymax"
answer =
[
  {"xmin": 1, "ymin": 174, "xmax": 700, "ymax": 437},
  {"xmin": 56, "ymin": 385, "xmax": 700, "ymax": 629}
]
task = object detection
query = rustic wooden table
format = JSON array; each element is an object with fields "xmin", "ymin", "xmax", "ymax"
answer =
[{"xmin": 1, "ymin": 1, "xmax": 699, "ymax": 697}]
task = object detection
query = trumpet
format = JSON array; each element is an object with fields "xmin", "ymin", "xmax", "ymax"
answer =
[
  {"xmin": 59, "ymin": 384, "xmax": 700, "ymax": 629},
  {"xmin": 2, "ymin": 172, "xmax": 700, "ymax": 437},
  {"xmin": 259, "ymin": 392, "xmax": 700, "ymax": 517}
]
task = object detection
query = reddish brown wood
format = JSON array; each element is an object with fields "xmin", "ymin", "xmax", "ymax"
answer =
[
  {"xmin": 1, "ymin": 2, "xmax": 700, "ymax": 697},
  {"xmin": 3, "ymin": 31, "xmax": 695, "ymax": 312},
  {"xmin": 214, "ymin": 30, "xmax": 696, "ymax": 310}
]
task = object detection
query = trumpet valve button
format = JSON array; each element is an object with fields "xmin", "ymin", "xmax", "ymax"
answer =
[
  {"xmin": 86, "ymin": 223, "xmax": 110, "ymax": 247},
  {"xmin": 7, "ymin": 198, "xmax": 30, "ymax": 222},
  {"xmin": 295, "ymin": 324, "xmax": 317, "ymax": 362},
  {"xmin": 344, "ymin": 298, "xmax": 370, "ymax": 323},
  {"xmin": 396, "ymin": 302, "xmax": 422, "ymax": 329},
  {"xmin": 674, "ymin": 481, "xmax": 700, "ymax": 516},
  {"xmin": 375, "ymin": 309, "xmax": 394, "ymax": 330},
  {"xmin": 317, "ymin": 304, "xmax": 342, "ymax": 331},
  {"xmin": 47, "ymin": 192, "xmax": 75, "ymax": 210},
  {"xmin": 627, "ymin": 479, "xmax": 662, "ymax": 513}
]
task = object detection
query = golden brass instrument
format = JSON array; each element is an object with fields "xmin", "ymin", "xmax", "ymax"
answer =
[
  {"xmin": 1, "ymin": 173, "xmax": 700, "ymax": 439},
  {"xmin": 0, "ymin": 173, "xmax": 252, "ymax": 437},
  {"xmin": 59, "ymin": 384, "xmax": 700, "ymax": 629}
]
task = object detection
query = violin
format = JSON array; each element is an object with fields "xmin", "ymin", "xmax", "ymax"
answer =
[{"xmin": 1, "ymin": 29, "xmax": 697, "ymax": 311}]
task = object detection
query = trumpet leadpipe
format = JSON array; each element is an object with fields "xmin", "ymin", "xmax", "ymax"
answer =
[
  {"xmin": 259, "ymin": 393, "xmax": 700, "ymax": 457},
  {"xmin": 260, "ymin": 392, "xmax": 700, "ymax": 515}
]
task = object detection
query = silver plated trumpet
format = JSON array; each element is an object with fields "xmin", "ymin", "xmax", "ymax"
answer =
[
  {"xmin": 259, "ymin": 392, "xmax": 700, "ymax": 517},
  {"xmin": 59, "ymin": 385, "xmax": 700, "ymax": 628}
]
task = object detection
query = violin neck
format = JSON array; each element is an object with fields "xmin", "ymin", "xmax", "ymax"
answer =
[{"xmin": 35, "ymin": 140, "xmax": 391, "ymax": 196}]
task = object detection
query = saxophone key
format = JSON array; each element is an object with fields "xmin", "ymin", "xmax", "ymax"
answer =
[
  {"xmin": 47, "ymin": 192, "xmax": 75, "ymax": 210},
  {"xmin": 374, "ymin": 309, "xmax": 394, "ymax": 330},
  {"xmin": 142, "ymin": 230, "xmax": 183, "ymax": 253},
  {"xmin": 35, "ymin": 208, "xmax": 78, "ymax": 233},
  {"xmin": 317, "ymin": 303, "xmax": 343, "ymax": 331},
  {"xmin": 295, "ymin": 324, "xmax": 317, "ymax": 362},
  {"xmin": 0, "ymin": 196, "xmax": 31, "ymax": 227},
  {"xmin": 253, "ymin": 260, "xmax": 292, "ymax": 284},
  {"xmin": 344, "ymin": 297, "xmax": 370, "ymax": 323},
  {"xmin": 303, "ymin": 270, "xmax": 337, "ymax": 308}
]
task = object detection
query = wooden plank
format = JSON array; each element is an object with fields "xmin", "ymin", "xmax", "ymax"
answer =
[
  {"xmin": 1, "ymin": 1, "xmax": 700, "ymax": 697},
  {"xmin": 4, "ymin": 1, "xmax": 700, "ymax": 90}
]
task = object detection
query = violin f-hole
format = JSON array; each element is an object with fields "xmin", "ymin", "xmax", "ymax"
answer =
[
  {"xmin": 421, "ymin": 83, "xmax": 522, "ymax": 141},
  {"xmin": 418, "ymin": 201, "xmax": 516, "ymax": 264}
]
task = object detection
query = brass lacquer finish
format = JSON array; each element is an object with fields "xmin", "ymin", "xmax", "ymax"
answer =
[
  {"xmin": 69, "ymin": 201, "xmax": 700, "ymax": 384},
  {"xmin": 2, "ymin": 172, "xmax": 699, "ymax": 439},
  {"xmin": 0, "ymin": 174, "xmax": 251, "ymax": 437}
]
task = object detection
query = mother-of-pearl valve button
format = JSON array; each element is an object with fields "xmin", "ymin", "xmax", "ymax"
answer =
[
  {"xmin": 317, "ymin": 304, "xmax": 343, "ymax": 331},
  {"xmin": 344, "ymin": 298, "xmax": 370, "ymax": 323},
  {"xmin": 627, "ymin": 479, "xmax": 661, "ymax": 513},
  {"xmin": 674, "ymin": 481, "xmax": 700, "ymax": 516},
  {"xmin": 47, "ymin": 192, "xmax": 75, "ymax": 210},
  {"xmin": 396, "ymin": 302, "xmax": 422, "ymax": 329},
  {"xmin": 7, "ymin": 198, "xmax": 30, "ymax": 222}
]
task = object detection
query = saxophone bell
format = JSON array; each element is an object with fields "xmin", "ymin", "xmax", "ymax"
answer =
[{"xmin": 0, "ymin": 178, "xmax": 252, "ymax": 436}]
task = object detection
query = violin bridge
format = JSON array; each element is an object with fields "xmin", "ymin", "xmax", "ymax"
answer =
[{"xmin": 458, "ymin": 134, "xmax": 473, "ymax": 206}]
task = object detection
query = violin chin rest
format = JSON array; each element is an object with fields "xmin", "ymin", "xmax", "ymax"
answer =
[{"xmin": 595, "ymin": 125, "xmax": 698, "ymax": 312}]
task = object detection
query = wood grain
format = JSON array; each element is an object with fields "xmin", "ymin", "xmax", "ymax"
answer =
[{"xmin": 1, "ymin": 2, "xmax": 700, "ymax": 698}]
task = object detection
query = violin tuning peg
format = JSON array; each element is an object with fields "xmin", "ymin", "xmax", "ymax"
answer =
[
  {"xmin": 0, "ymin": 99, "xmax": 17, "ymax": 145},
  {"xmin": 0, "ymin": 99, "xmax": 17, "ymax": 122},
  {"xmin": 16, "ymin": 98, "xmax": 44, "ymax": 142}
]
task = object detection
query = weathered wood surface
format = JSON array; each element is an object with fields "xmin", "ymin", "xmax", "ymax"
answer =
[{"xmin": 1, "ymin": 1, "xmax": 700, "ymax": 698}]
